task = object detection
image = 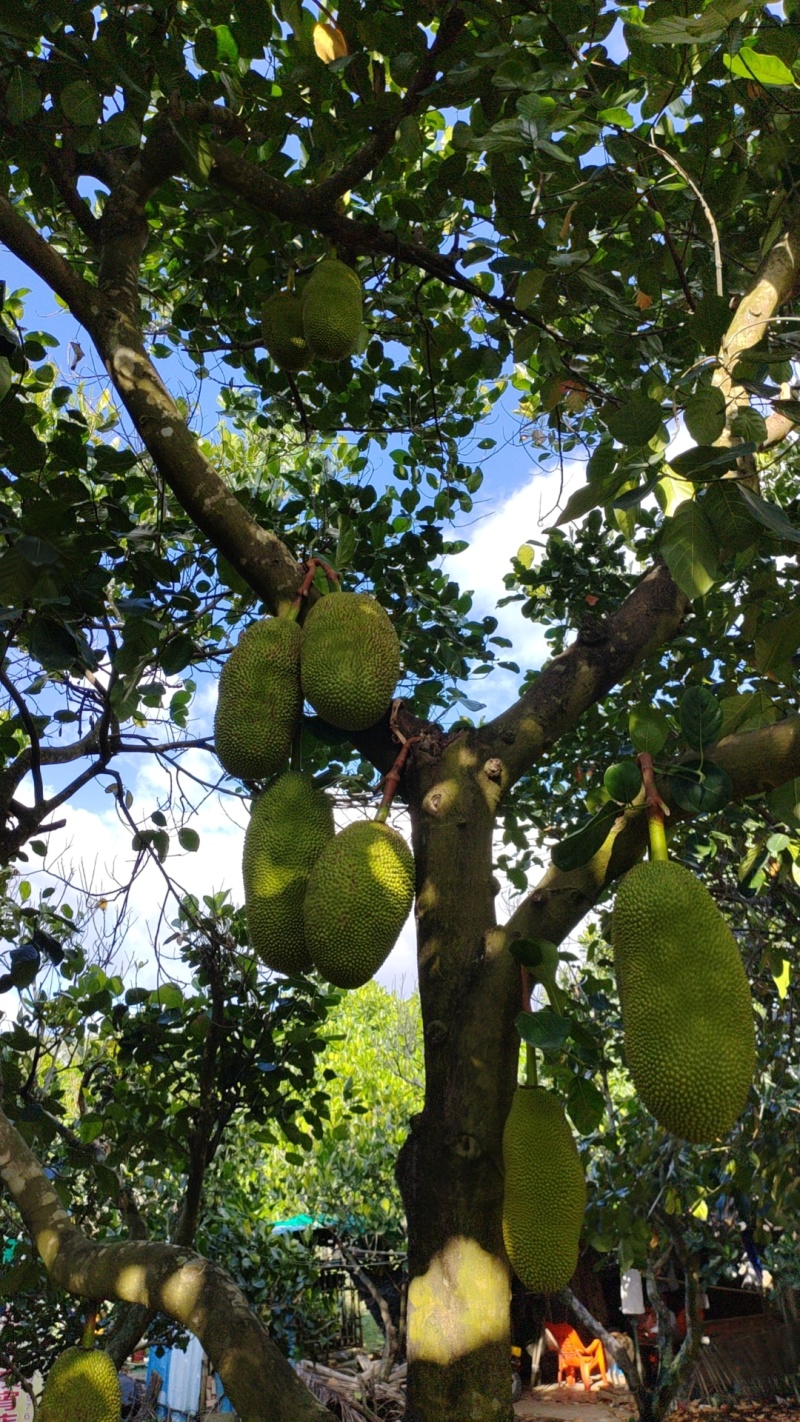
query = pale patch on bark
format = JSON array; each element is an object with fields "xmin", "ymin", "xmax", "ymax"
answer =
[{"xmin": 406, "ymin": 1237, "xmax": 509, "ymax": 1365}]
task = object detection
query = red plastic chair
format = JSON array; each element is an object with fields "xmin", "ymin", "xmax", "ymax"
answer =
[{"xmin": 544, "ymin": 1323, "xmax": 608, "ymax": 1391}]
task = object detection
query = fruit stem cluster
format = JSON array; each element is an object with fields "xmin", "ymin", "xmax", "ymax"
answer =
[{"xmin": 376, "ymin": 735, "xmax": 421, "ymax": 821}]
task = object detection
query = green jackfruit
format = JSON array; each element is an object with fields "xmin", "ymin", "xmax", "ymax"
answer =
[
  {"xmin": 243, "ymin": 771, "xmax": 335, "ymax": 974},
  {"xmin": 613, "ymin": 860, "xmax": 755, "ymax": 1142},
  {"xmin": 215, "ymin": 617, "xmax": 302, "ymax": 781},
  {"xmin": 304, "ymin": 820, "xmax": 415, "ymax": 988},
  {"xmin": 301, "ymin": 592, "xmax": 400, "ymax": 731},
  {"xmin": 39, "ymin": 1346, "xmax": 122, "ymax": 1422},
  {"xmin": 302, "ymin": 258, "xmax": 363, "ymax": 362},
  {"xmin": 502, "ymin": 1087, "xmax": 586, "ymax": 1294},
  {"xmin": 261, "ymin": 292, "xmax": 309, "ymax": 372}
]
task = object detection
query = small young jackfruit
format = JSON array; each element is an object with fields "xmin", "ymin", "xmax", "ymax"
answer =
[
  {"xmin": 261, "ymin": 292, "xmax": 309, "ymax": 372},
  {"xmin": 39, "ymin": 1346, "xmax": 122, "ymax": 1422},
  {"xmin": 304, "ymin": 820, "xmax": 415, "ymax": 988},
  {"xmin": 243, "ymin": 771, "xmax": 335, "ymax": 974},
  {"xmin": 502, "ymin": 1087, "xmax": 586, "ymax": 1294},
  {"xmin": 214, "ymin": 617, "xmax": 302, "ymax": 782},
  {"xmin": 613, "ymin": 860, "xmax": 755, "ymax": 1142},
  {"xmin": 302, "ymin": 258, "xmax": 363, "ymax": 362},
  {"xmin": 300, "ymin": 592, "xmax": 400, "ymax": 732}
]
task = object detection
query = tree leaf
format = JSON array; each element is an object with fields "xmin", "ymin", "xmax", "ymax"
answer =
[
  {"xmin": 606, "ymin": 395, "xmax": 664, "ymax": 447},
  {"xmin": 566, "ymin": 1076, "xmax": 605, "ymax": 1134},
  {"xmin": 736, "ymin": 485, "xmax": 800, "ymax": 544},
  {"xmin": 551, "ymin": 802, "xmax": 619, "ymax": 871},
  {"xmin": 603, "ymin": 761, "xmax": 642, "ymax": 803},
  {"xmin": 660, "ymin": 499, "xmax": 719, "ymax": 598},
  {"xmin": 178, "ymin": 827, "xmax": 200, "ymax": 852},
  {"xmin": 691, "ymin": 293, "xmax": 731, "ymax": 354},
  {"xmin": 313, "ymin": 22, "xmax": 348, "ymax": 62},
  {"xmin": 668, "ymin": 444, "xmax": 753, "ymax": 480},
  {"xmin": 729, "ymin": 406, "xmax": 768, "ymax": 443},
  {"xmin": 629, "ymin": 704, "xmax": 670, "ymax": 755},
  {"xmin": 680, "ymin": 686, "xmax": 723, "ymax": 751},
  {"xmin": 683, "ymin": 387, "xmax": 725, "ymax": 445},
  {"xmin": 723, "ymin": 48, "xmax": 796, "ymax": 86},
  {"xmin": 514, "ymin": 1009, "xmax": 571, "ymax": 1052},
  {"xmin": 700, "ymin": 482, "xmax": 759, "ymax": 553},
  {"xmin": 767, "ymin": 778, "xmax": 800, "ymax": 830},
  {"xmin": 753, "ymin": 607, "xmax": 800, "ymax": 674},
  {"xmin": 668, "ymin": 758, "xmax": 733, "ymax": 813},
  {"xmin": 6, "ymin": 67, "xmax": 41, "ymax": 124},
  {"xmin": 60, "ymin": 80, "xmax": 101, "ymax": 125}
]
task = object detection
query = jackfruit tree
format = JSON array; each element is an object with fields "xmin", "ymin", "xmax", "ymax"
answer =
[{"xmin": 2, "ymin": 3, "xmax": 800, "ymax": 1421}]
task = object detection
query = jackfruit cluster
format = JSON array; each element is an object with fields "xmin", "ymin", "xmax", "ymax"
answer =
[
  {"xmin": 243, "ymin": 771, "xmax": 335, "ymax": 974},
  {"xmin": 39, "ymin": 1346, "xmax": 122, "ymax": 1422},
  {"xmin": 301, "ymin": 592, "xmax": 400, "ymax": 731},
  {"xmin": 302, "ymin": 259, "xmax": 363, "ymax": 362},
  {"xmin": 214, "ymin": 617, "xmax": 302, "ymax": 782},
  {"xmin": 304, "ymin": 819, "xmax": 415, "ymax": 988},
  {"xmin": 502, "ymin": 1086, "xmax": 585, "ymax": 1294},
  {"xmin": 612, "ymin": 860, "xmax": 755, "ymax": 1143}
]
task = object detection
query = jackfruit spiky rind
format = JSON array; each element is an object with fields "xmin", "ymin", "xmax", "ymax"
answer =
[
  {"xmin": 304, "ymin": 820, "xmax": 415, "ymax": 988},
  {"xmin": 502, "ymin": 1086, "xmax": 586, "ymax": 1294},
  {"xmin": 260, "ymin": 292, "xmax": 310, "ymax": 372},
  {"xmin": 39, "ymin": 1346, "xmax": 122, "ymax": 1422},
  {"xmin": 613, "ymin": 860, "xmax": 755, "ymax": 1143},
  {"xmin": 215, "ymin": 618, "xmax": 302, "ymax": 781},
  {"xmin": 243, "ymin": 771, "xmax": 335, "ymax": 974},
  {"xmin": 300, "ymin": 592, "xmax": 400, "ymax": 731},
  {"xmin": 302, "ymin": 259, "xmax": 363, "ymax": 362}
]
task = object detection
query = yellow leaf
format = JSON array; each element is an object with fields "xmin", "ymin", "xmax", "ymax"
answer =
[
  {"xmin": 313, "ymin": 21, "xmax": 348, "ymax": 62},
  {"xmin": 773, "ymin": 955, "xmax": 791, "ymax": 1000},
  {"xmin": 635, "ymin": 289, "xmax": 653, "ymax": 311},
  {"xmin": 690, "ymin": 1198, "xmax": 708, "ymax": 1221}
]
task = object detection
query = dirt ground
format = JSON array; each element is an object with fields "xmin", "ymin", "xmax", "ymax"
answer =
[{"xmin": 514, "ymin": 1392, "xmax": 800, "ymax": 1422}]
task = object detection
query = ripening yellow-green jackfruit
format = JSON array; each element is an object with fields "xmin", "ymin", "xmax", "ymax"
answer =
[
  {"xmin": 613, "ymin": 860, "xmax": 755, "ymax": 1142},
  {"xmin": 304, "ymin": 820, "xmax": 415, "ymax": 988},
  {"xmin": 301, "ymin": 592, "xmax": 400, "ymax": 731},
  {"xmin": 39, "ymin": 1346, "xmax": 122, "ymax": 1422},
  {"xmin": 214, "ymin": 617, "xmax": 302, "ymax": 782},
  {"xmin": 302, "ymin": 258, "xmax": 363, "ymax": 362},
  {"xmin": 502, "ymin": 1087, "xmax": 586, "ymax": 1293},
  {"xmin": 243, "ymin": 771, "xmax": 335, "ymax": 974},
  {"xmin": 261, "ymin": 292, "xmax": 309, "ymax": 372}
]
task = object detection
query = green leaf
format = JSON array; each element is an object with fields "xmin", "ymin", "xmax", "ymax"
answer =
[
  {"xmin": 691, "ymin": 294, "xmax": 731, "ymax": 354},
  {"xmin": 60, "ymin": 80, "xmax": 101, "ymax": 125},
  {"xmin": 736, "ymin": 486, "xmax": 800, "ymax": 545},
  {"xmin": 551, "ymin": 802, "xmax": 619, "ymax": 872},
  {"xmin": 597, "ymin": 107, "xmax": 633, "ymax": 129},
  {"xmin": 514, "ymin": 1009, "xmax": 571, "ymax": 1052},
  {"xmin": 603, "ymin": 761, "xmax": 642, "ymax": 803},
  {"xmin": 700, "ymin": 482, "xmax": 759, "ymax": 553},
  {"xmin": 629, "ymin": 704, "xmax": 670, "ymax": 756},
  {"xmin": 660, "ymin": 499, "xmax": 719, "ymax": 598},
  {"xmin": 336, "ymin": 515, "xmax": 358, "ymax": 570},
  {"xmin": 680, "ymin": 686, "xmax": 723, "ymax": 751},
  {"xmin": 555, "ymin": 481, "xmax": 602, "ymax": 526},
  {"xmin": 668, "ymin": 444, "xmax": 752, "ymax": 480},
  {"xmin": 178, "ymin": 827, "xmax": 200, "ymax": 852},
  {"xmin": 508, "ymin": 939, "xmax": 559, "ymax": 980},
  {"xmin": 6, "ymin": 67, "xmax": 41, "ymax": 123},
  {"xmin": 770, "ymin": 399, "xmax": 800, "ymax": 426},
  {"xmin": 101, "ymin": 111, "xmax": 142, "ymax": 148},
  {"xmin": 723, "ymin": 48, "xmax": 796, "ymax": 86},
  {"xmin": 515, "ymin": 270, "xmax": 546, "ymax": 310},
  {"xmin": 683, "ymin": 387, "xmax": 726, "ymax": 445},
  {"xmin": 754, "ymin": 607, "xmax": 800, "ymax": 674},
  {"xmin": 0, "ymin": 357, "xmax": 11, "ymax": 403},
  {"xmin": 606, "ymin": 395, "xmax": 664, "ymax": 447},
  {"xmin": 668, "ymin": 758, "xmax": 733, "ymax": 814},
  {"xmin": 767, "ymin": 778, "xmax": 800, "ymax": 831},
  {"xmin": 566, "ymin": 1076, "xmax": 605, "ymax": 1134},
  {"xmin": 729, "ymin": 406, "xmax": 768, "ymax": 443}
]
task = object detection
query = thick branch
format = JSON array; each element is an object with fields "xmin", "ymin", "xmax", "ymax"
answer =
[
  {"xmin": 0, "ymin": 1105, "xmax": 327, "ymax": 1422},
  {"xmin": 0, "ymin": 193, "xmax": 107, "ymax": 325},
  {"xmin": 484, "ymin": 562, "xmax": 688, "ymax": 790},
  {"xmin": 486, "ymin": 713, "xmax": 800, "ymax": 983}
]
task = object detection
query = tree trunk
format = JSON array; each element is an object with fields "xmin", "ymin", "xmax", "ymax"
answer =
[{"xmin": 397, "ymin": 734, "xmax": 520, "ymax": 1421}]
